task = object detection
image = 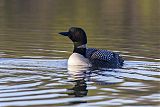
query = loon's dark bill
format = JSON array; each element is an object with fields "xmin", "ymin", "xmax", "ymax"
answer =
[{"xmin": 59, "ymin": 32, "xmax": 69, "ymax": 36}]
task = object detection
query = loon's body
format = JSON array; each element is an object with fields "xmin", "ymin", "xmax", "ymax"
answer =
[{"xmin": 59, "ymin": 27, "xmax": 124, "ymax": 68}]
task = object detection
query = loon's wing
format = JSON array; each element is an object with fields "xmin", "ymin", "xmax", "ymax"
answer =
[{"xmin": 86, "ymin": 48, "xmax": 124, "ymax": 68}]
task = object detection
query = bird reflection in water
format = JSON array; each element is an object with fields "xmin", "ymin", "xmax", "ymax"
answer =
[
  {"xmin": 67, "ymin": 65, "xmax": 89, "ymax": 97},
  {"xmin": 66, "ymin": 65, "xmax": 122, "ymax": 102},
  {"xmin": 67, "ymin": 79, "xmax": 88, "ymax": 97}
]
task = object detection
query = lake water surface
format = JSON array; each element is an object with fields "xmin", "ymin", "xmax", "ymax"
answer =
[{"xmin": 0, "ymin": 0, "xmax": 160, "ymax": 107}]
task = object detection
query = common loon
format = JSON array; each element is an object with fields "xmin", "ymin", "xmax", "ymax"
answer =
[{"xmin": 59, "ymin": 27, "xmax": 124, "ymax": 68}]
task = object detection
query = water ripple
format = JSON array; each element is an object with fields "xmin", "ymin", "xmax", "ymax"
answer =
[{"xmin": 0, "ymin": 58, "xmax": 159, "ymax": 106}]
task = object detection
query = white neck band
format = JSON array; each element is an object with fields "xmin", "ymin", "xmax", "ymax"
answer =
[{"xmin": 77, "ymin": 44, "xmax": 87, "ymax": 48}]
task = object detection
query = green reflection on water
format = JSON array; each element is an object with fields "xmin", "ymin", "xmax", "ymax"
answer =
[{"xmin": 0, "ymin": 0, "xmax": 159, "ymax": 61}]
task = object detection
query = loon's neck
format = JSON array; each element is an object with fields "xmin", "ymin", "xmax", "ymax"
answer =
[{"xmin": 73, "ymin": 44, "xmax": 87, "ymax": 57}]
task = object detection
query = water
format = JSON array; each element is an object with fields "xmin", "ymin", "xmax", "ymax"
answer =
[{"xmin": 0, "ymin": 0, "xmax": 160, "ymax": 107}]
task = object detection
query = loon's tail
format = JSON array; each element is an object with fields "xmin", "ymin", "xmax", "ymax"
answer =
[{"xmin": 119, "ymin": 56, "xmax": 124, "ymax": 66}]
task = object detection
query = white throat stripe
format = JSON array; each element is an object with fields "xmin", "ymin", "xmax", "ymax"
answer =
[{"xmin": 77, "ymin": 44, "xmax": 87, "ymax": 48}]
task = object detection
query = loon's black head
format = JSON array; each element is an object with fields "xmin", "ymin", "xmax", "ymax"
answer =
[
  {"xmin": 59, "ymin": 27, "xmax": 87, "ymax": 47},
  {"xmin": 59, "ymin": 27, "xmax": 87, "ymax": 56}
]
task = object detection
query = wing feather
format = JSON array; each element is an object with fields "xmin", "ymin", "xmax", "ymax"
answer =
[{"xmin": 86, "ymin": 48, "xmax": 123, "ymax": 68}]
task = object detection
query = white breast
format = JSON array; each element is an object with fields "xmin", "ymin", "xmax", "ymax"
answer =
[{"xmin": 68, "ymin": 53, "xmax": 91, "ymax": 67}]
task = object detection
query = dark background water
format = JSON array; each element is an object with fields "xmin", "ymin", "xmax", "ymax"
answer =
[{"xmin": 0, "ymin": 0, "xmax": 160, "ymax": 107}]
